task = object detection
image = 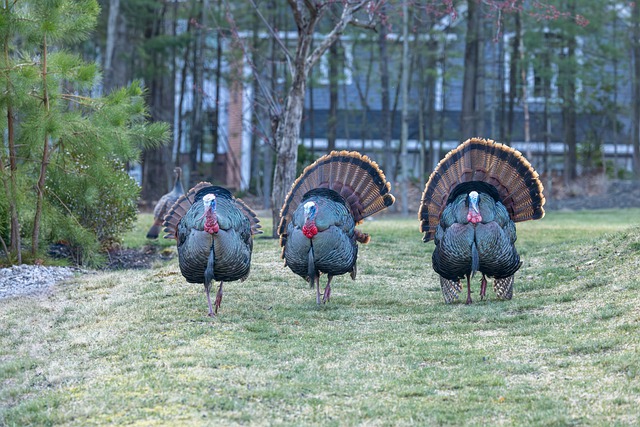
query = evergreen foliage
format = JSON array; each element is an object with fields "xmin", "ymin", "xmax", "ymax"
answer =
[{"xmin": 0, "ymin": 1, "xmax": 170, "ymax": 266}]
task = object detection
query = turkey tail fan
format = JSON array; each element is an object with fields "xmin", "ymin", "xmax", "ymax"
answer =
[
  {"xmin": 419, "ymin": 138, "xmax": 545, "ymax": 242},
  {"xmin": 278, "ymin": 150, "xmax": 395, "ymax": 245},
  {"xmin": 440, "ymin": 276, "xmax": 461, "ymax": 304},
  {"xmin": 494, "ymin": 275, "xmax": 515, "ymax": 300},
  {"xmin": 162, "ymin": 182, "xmax": 212, "ymax": 239},
  {"xmin": 234, "ymin": 198, "xmax": 263, "ymax": 236}
]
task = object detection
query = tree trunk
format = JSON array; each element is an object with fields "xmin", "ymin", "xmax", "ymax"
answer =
[
  {"xmin": 461, "ymin": 0, "xmax": 479, "ymax": 139},
  {"xmin": 175, "ymin": 1, "xmax": 197, "ymax": 169},
  {"xmin": 562, "ymin": 13, "xmax": 578, "ymax": 184},
  {"xmin": 425, "ymin": 39, "xmax": 437, "ymax": 177},
  {"xmin": 32, "ymin": 34, "xmax": 51, "ymax": 257},
  {"xmin": 141, "ymin": 5, "xmax": 173, "ymax": 202},
  {"xmin": 103, "ymin": 0, "xmax": 120, "ymax": 93},
  {"xmin": 2, "ymin": 23, "xmax": 21, "ymax": 263},
  {"xmin": 2, "ymin": 106, "xmax": 20, "ymax": 263},
  {"xmin": 190, "ymin": 0, "xmax": 206, "ymax": 176},
  {"xmin": 498, "ymin": 24, "xmax": 506, "ymax": 142},
  {"xmin": 399, "ymin": 0, "xmax": 409, "ymax": 216},
  {"xmin": 212, "ymin": 0, "xmax": 222, "ymax": 172},
  {"xmin": 633, "ymin": 1, "xmax": 640, "ymax": 178},
  {"xmin": 519, "ymin": 15, "xmax": 531, "ymax": 158},
  {"xmin": 507, "ymin": 13, "xmax": 520, "ymax": 146},
  {"xmin": 612, "ymin": 10, "xmax": 619, "ymax": 179},
  {"xmin": 378, "ymin": 13, "xmax": 392, "ymax": 174},
  {"xmin": 271, "ymin": 68, "xmax": 308, "ymax": 236},
  {"xmin": 328, "ymin": 41, "xmax": 338, "ymax": 152},
  {"xmin": 476, "ymin": 10, "xmax": 485, "ymax": 137},
  {"xmin": 438, "ymin": 37, "xmax": 448, "ymax": 163}
]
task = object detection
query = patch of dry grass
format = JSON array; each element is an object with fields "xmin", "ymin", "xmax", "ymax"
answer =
[{"xmin": 1, "ymin": 209, "xmax": 640, "ymax": 426}]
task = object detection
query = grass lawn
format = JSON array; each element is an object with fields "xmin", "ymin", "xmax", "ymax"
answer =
[{"xmin": 1, "ymin": 208, "xmax": 640, "ymax": 426}]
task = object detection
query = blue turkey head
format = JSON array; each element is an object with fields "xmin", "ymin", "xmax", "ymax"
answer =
[
  {"xmin": 203, "ymin": 194, "xmax": 217, "ymax": 212},
  {"xmin": 467, "ymin": 191, "xmax": 482, "ymax": 224}
]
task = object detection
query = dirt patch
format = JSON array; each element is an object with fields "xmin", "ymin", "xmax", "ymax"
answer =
[
  {"xmin": 547, "ymin": 179, "xmax": 640, "ymax": 211},
  {"xmin": 103, "ymin": 245, "xmax": 176, "ymax": 270},
  {"xmin": 47, "ymin": 243, "xmax": 176, "ymax": 270}
]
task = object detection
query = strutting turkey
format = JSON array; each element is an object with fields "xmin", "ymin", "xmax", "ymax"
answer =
[
  {"xmin": 278, "ymin": 150, "xmax": 395, "ymax": 305},
  {"xmin": 146, "ymin": 167, "xmax": 185, "ymax": 239},
  {"xmin": 163, "ymin": 183, "xmax": 262, "ymax": 316},
  {"xmin": 419, "ymin": 138, "xmax": 545, "ymax": 304}
]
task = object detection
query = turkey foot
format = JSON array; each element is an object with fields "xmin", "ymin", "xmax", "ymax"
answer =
[
  {"xmin": 480, "ymin": 274, "xmax": 487, "ymax": 301},
  {"xmin": 214, "ymin": 282, "xmax": 224, "ymax": 314}
]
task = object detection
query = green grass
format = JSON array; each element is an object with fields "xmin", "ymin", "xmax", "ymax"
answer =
[
  {"xmin": 122, "ymin": 212, "xmax": 176, "ymax": 250},
  {"xmin": 2, "ymin": 208, "xmax": 640, "ymax": 426}
]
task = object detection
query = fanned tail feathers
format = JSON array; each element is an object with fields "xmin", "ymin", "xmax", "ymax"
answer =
[
  {"xmin": 234, "ymin": 197, "xmax": 263, "ymax": 236},
  {"xmin": 494, "ymin": 275, "xmax": 515, "ymax": 300},
  {"xmin": 278, "ymin": 150, "xmax": 395, "ymax": 248},
  {"xmin": 162, "ymin": 182, "xmax": 211, "ymax": 239},
  {"xmin": 419, "ymin": 138, "xmax": 545, "ymax": 242},
  {"xmin": 162, "ymin": 182, "xmax": 262, "ymax": 238},
  {"xmin": 440, "ymin": 276, "xmax": 461, "ymax": 304}
]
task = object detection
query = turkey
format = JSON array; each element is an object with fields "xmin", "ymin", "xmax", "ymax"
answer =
[
  {"xmin": 146, "ymin": 167, "xmax": 185, "ymax": 239},
  {"xmin": 163, "ymin": 182, "xmax": 262, "ymax": 316},
  {"xmin": 419, "ymin": 138, "xmax": 545, "ymax": 304},
  {"xmin": 278, "ymin": 150, "xmax": 395, "ymax": 305}
]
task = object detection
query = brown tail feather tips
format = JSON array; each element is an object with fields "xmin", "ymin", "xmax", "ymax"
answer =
[
  {"xmin": 419, "ymin": 138, "xmax": 545, "ymax": 242},
  {"xmin": 278, "ymin": 150, "xmax": 395, "ymax": 246}
]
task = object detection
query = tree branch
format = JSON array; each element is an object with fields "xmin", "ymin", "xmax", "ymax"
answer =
[
  {"xmin": 248, "ymin": 0, "xmax": 294, "ymax": 65},
  {"xmin": 302, "ymin": 0, "xmax": 317, "ymax": 15},
  {"xmin": 306, "ymin": 0, "xmax": 375, "ymax": 69},
  {"xmin": 287, "ymin": 0, "xmax": 305, "ymax": 29},
  {"xmin": 350, "ymin": 18, "xmax": 378, "ymax": 31}
]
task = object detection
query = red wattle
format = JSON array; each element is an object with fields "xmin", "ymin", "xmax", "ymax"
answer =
[
  {"xmin": 302, "ymin": 222, "xmax": 318, "ymax": 239},
  {"xmin": 204, "ymin": 211, "xmax": 219, "ymax": 234},
  {"xmin": 467, "ymin": 211, "xmax": 482, "ymax": 224}
]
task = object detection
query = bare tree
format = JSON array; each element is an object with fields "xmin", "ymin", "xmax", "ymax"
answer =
[{"xmin": 252, "ymin": 0, "xmax": 378, "ymax": 236}]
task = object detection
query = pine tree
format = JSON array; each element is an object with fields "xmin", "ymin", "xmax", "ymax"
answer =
[{"xmin": 0, "ymin": 0, "xmax": 169, "ymax": 265}]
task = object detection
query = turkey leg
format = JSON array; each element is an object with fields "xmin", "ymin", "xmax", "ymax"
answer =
[
  {"xmin": 214, "ymin": 281, "xmax": 224, "ymax": 314},
  {"xmin": 315, "ymin": 275, "xmax": 322, "ymax": 305},
  {"xmin": 480, "ymin": 274, "xmax": 487, "ymax": 301},
  {"xmin": 322, "ymin": 275, "xmax": 333, "ymax": 304},
  {"xmin": 465, "ymin": 274, "xmax": 473, "ymax": 305},
  {"xmin": 205, "ymin": 283, "xmax": 215, "ymax": 317}
]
